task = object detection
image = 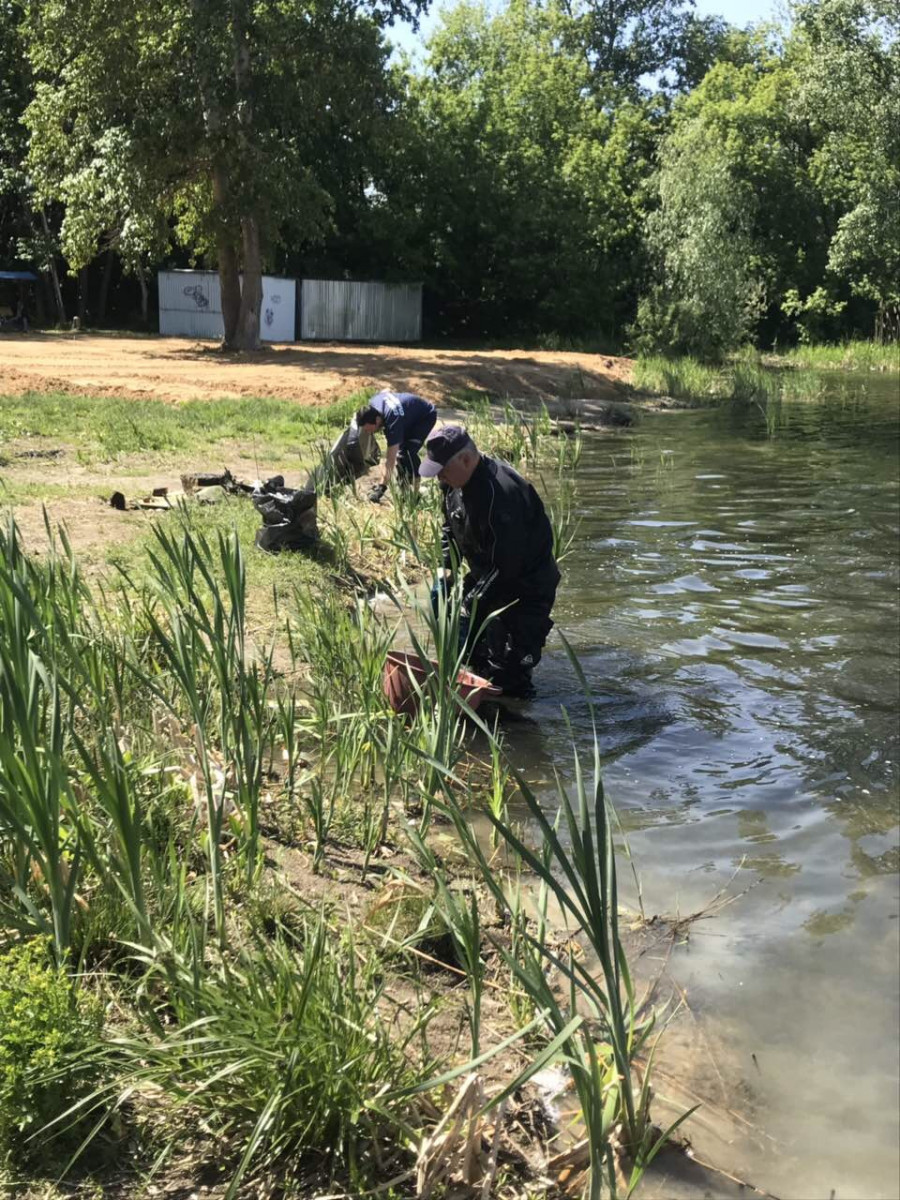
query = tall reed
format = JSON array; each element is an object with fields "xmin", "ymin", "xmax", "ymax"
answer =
[
  {"xmin": 139, "ymin": 520, "xmax": 277, "ymax": 936},
  {"xmin": 410, "ymin": 635, "xmax": 693, "ymax": 1195},
  {"xmin": 77, "ymin": 921, "xmax": 435, "ymax": 1197}
]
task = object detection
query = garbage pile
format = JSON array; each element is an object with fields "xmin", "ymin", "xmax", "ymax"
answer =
[
  {"xmin": 109, "ymin": 469, "xmax": 253, "ymax": 512},
  {"xmin": 252, "ymin": 477, "xmax": 318, "ymax": 553},
  {"xmin": 106, "ymin": 416, "xmax": 379, "ymax": 553},
  {"xmin": 305, "ymin": 417, "xmax": 380, "ymax": 493}
]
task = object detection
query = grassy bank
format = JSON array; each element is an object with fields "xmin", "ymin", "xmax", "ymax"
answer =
[
  {"xmin": 767, "ymin": 341, "xmax": 900, "ymax": 373},
  {"xmin": 0, "ymin": 397, "xmax": 696, "ymax": 1198},
  {"xmin": 631, "ymin": 353, "xmax": 781, "ymax": 404},
  {"xmin": 0, "ymin": 389, "xmax": 373, "ymax": 465},
  {"xmin": 633, "ymin": 341, "xmax": 899, "ymax": 405}
]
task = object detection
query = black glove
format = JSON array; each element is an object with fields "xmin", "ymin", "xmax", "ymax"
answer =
[{"xmin": 367, "ymin": 482, "xmax": 387, "ymax": 504}]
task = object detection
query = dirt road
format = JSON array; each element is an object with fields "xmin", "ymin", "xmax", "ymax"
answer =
[{"xmin": 0, "ymin": 332, "xmax": 633, "ymax": 406}]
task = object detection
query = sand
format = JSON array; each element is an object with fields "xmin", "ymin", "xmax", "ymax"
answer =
[{"xmin": 0, "ymin": 331, "xmax": 633, "ymax": 406}]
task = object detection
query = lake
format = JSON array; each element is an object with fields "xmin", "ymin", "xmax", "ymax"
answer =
[{"xmin": 514, "ymin": 373, "xmax": 900, "ymax": 1199}]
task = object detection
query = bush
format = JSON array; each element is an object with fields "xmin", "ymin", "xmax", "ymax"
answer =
[{"xmin": 0, "ymin": 938, "xmax": 103, "ymax": 1166}]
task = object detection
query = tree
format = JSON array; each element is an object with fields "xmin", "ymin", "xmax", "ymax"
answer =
[
  {"xmin": 559, "ymin": 0, "xmax": 698, "ymax": 96},
  {"xmin": 23, "ymin": 0, "xmax": 425, "ymax": 349},
  {"xmin": 383, "ymin": 0, "xmax": 657, "ymax": 340},
  {"xmin": 0, "ymin": 0, "xmax": 70, "ymax": 324},
  {"xmin": 0, "ymin": 0, "xmax": 27, "ymax": 268},
  {"xmin": 637, "ymin": 117, "xmax": 764, "ymax": 357},
  {"xmin": 792, "ymin": 0, "xmax": 900, "ymax": 336},
  {"xmin": 635, "ymin": 44, "xmax": 839, "ymax": 355}
]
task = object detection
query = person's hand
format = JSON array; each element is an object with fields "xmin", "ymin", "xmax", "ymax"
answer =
[{"xmin": 367, "ymin": 482, "xmax": 387, "ymax": 504}]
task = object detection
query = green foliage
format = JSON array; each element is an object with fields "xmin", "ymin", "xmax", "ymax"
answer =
[
  {"xmin": 4, "ymin": 0, "xmax": 898, "ymax": 345},
  {"xmin": 793, "ymin": 0, "xmax": 900, "ymax": 319},
  {"xmin": 782, "ymin": 286, "xmax": 847, "ymax": 345},
  {"xmin": 636, "ymin": 53, "xmax": 817, "ymax": 357},
  {"xmin": 0, "ymin": 395, "xmax": 697, "ymax": 1197},
  {"xmin": 0, "ymin": 938, "xmax": 103, "ymax": 1165},
  {"xmin": 0, "ymin": 0, "xmax": 32, "ymax": 266},
  {"xmin": 100, "ymin": 926, "xmax": 432, "ymax": 1195},
  {"xmin": 399, "ymin": 0, "xmax": 657, "ymax": 340},
  {"xmin": 637, "ymin": 4, "xmax": 899, "ymax": 354}
]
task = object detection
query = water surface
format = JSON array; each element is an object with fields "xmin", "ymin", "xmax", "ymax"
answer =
[{"xmin": 513, "ymin": 375, "xmax": 900, "ymax": 1199}]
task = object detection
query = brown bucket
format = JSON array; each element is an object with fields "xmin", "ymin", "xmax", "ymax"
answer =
[{"xmin": 383, "ymin": 650, "xmax": 501, "ymax": 717}]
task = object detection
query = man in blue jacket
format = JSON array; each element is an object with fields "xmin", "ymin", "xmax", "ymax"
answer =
[
  {"xmin": 420, "ymin": 424, "xmax": 560, "ymax": 698},
  {"xmin": 355, "ymin": 390, "xmax": 437, "ymax": 502}
]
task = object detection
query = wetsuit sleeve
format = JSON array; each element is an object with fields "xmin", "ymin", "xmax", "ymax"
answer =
[{"xmin": 465, "ymin": 477, "xmax": 529, "ymax": 610}]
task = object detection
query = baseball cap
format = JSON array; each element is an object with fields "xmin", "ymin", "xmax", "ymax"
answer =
[{"xmin": 419, "ymin": 425, "xmax": 475, "ymax": 477}]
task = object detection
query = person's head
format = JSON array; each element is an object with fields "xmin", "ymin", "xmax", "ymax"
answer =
[
  {"xmin": 355, "ymin": 405, "xmax": 383, "ymax": 433},
  {"xmin": 418, "ymin": 425, "xmax": 480, "ymax": 487}
]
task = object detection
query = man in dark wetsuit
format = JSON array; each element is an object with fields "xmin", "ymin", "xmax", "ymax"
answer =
[
  {"xmin": 355, "ymin": 390, "xmax": 437, "ymax": 502},
  {"xmin": 419, "ymin": 425, "xmax": 560, "ymax": 698}
]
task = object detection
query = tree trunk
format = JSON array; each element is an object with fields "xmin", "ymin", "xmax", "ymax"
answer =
[
  {"xmin": 77, "ymin": 264, "xmax": 89, "ymax": 325},
  {"xmin": 234, "ymin": 215, "xmax": 262, "ymax": 350},
  {"xmin": 98, "ymin": 247, "xmax": 115, "ymax": 324},
  {"xmin": 136, "ymin": 262, "xmax": 148, "ymax": 325},
  {"xmin": 40, "ymin": 208, "xmax": 66, "ymax": 326},
  {"xmin": 225, "ymin": 0, "xmax": 262, "ymax": 352},
  {"xmin": 190, "ymin": 0, "xmax": 261, "ymax": 351},
  {"xmin": 34, "ymin": 276, "xmax": 47, "ymax": 323},
  {"xmin": 219, "ymin": 240, "xmax": 241, "ymax": 346},
  {"xmin": 213, "ymin": 163, "xmax": 242, "ymax": 346}
]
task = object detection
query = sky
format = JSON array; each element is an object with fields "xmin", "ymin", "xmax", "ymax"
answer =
[{"xmin": 388, "ymin": 0, "xmax": 782, "ymax": 60}]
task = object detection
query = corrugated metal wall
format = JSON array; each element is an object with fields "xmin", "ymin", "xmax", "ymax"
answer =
[
  {"xmin": 159, "ymin": 272, "xmax": 422, "ymax": 342},
  {"xmin": 158, "ymin": 271, "xmax": 296, "ymax": 341},
  {"xmin": 158, "ymin": 270, "xmax": 224, "ymax": 339},
  {"xmin": 300, "ymin": 280, "xmax": 422, "ymax": 342}
]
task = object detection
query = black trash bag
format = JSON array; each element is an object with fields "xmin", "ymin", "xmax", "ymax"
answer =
[
  {"xmin": 306, "ymin": 419, "xmax": 381, "ymax": 494},
  {"xmin": 334, "ymin": 419, "xmax": 380, "ymax": 480},
  {"xmin": 253, "ymin": 484, "xmax": 318, "ymax": 553}
]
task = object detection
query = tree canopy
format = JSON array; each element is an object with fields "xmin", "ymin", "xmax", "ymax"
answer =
[
  {"xmin": 2, "ymin": 0, "xmax": 897, "ymax": 353},
  {"xmin": 21, "ymin": 0, "xmax": 424, "ymax": 347}
]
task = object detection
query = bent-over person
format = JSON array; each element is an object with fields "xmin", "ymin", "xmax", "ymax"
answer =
[
  {"xmin": 355, "ymin": 390, "xmax": 437, "ymax": 502},
  {"xmin": 419, "ymin": 425, "xmax": 560, "ymax": 699}
]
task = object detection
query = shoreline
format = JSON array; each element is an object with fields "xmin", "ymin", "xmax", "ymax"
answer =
[{"xmin": 0, "ymin": 395, "xmax": 776, "ymax": 1199}]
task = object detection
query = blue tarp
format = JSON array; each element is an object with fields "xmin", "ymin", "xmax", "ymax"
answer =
[{"xmin": 0, "ymin": 270, "xmax": 38, "ymax": 281}]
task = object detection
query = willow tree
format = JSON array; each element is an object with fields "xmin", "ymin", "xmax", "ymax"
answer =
[{"xmin": 23, "ymin": 0, "xmax": 423, "ymax": 349}]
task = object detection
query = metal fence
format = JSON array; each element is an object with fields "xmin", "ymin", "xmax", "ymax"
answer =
[
  {"xmin": 300, "ymin": 280, "xmax": 422, "ymax": 342},
  {"xmin": 158, "ymin": 271, "xmax": 296, "ymax": 341},
  {"xmin": 158, "ymin": 272, "xmax": 422, "ymax": 342}
]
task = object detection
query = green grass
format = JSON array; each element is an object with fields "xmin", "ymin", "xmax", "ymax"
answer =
[
  {"xmin": 0, "ymin": 389, "xmax": 374, "ymax": 465},
  {"xmin": 634, "ymin": 342, "xmax": 899, "ymax": 404},
  {"xmin": 632, "ymin": 355, "xmax": 729, "ymax": 402},
  {"xmin": 769, "ymin": 341, "xmax": 900, "ymax": 372},
  {"xmin": 632, "ymin": 352, "xmax": 781, "ymax": 404},
  {"xmin": 0, "ymin": 479, "xmax": 106, "ymax": 504},
  {"xmin": 105, "ymin": 497, "xmax": 326, "ymax": 609}
]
